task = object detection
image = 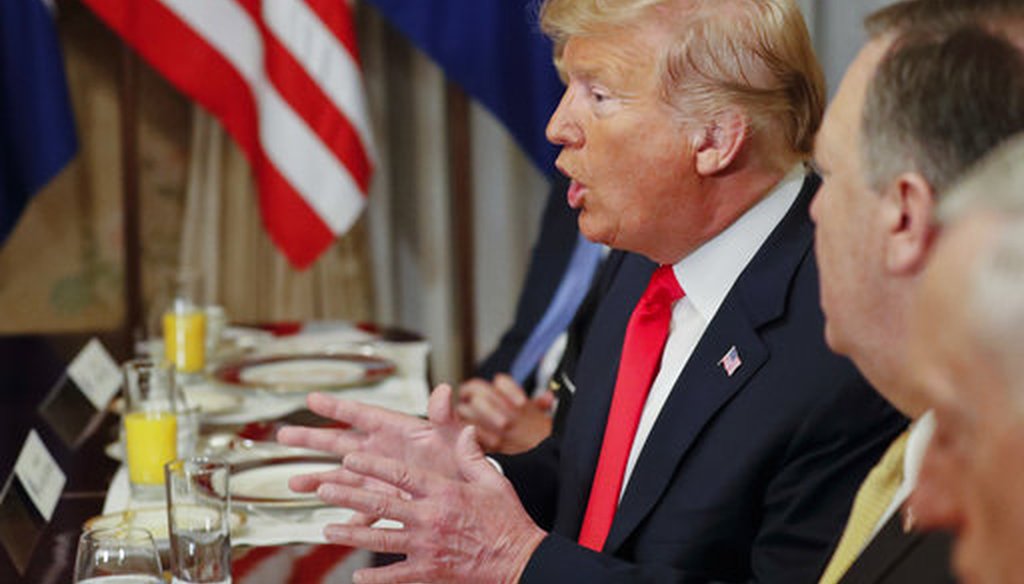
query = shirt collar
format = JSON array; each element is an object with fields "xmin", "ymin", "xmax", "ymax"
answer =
[
  {"xmin": 671, "ymin": 165, "xmax": 806, "ymax": 322},
  {"xmin": 905, "ymin": 410, "xmax": 936, "ymax": 489}
]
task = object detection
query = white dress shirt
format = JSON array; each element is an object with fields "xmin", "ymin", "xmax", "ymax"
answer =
[
  {"xmin": 620, "ymin": 166, "xmax": 806, "ymax": 497},
  {"xmin": 868, "ymin": 410, "xmax": 935, "ymax": 541}
]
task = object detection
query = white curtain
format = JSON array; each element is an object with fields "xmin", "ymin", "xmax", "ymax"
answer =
[{"xmin": 357, "ymin": 6, "xmax": 547, "ymax": 384}]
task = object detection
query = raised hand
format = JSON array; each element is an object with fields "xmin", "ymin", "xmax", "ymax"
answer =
[{"xmin": 316, "ymin": 426, "xmax": 547, "ymax": 583}]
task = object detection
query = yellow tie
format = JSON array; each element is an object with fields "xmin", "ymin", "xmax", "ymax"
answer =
[{"xmin": 818, "ymin": 429, "xmax": 911, "ymax": 584}]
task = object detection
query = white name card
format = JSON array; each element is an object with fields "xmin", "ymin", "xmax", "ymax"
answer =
[
  {"xmin": 67, "ymin": 338, "xmax": 121, "ymax": 410},
  {"xmin": 14, "ymin": 430, "xmax": 66, "ymax": 522}
]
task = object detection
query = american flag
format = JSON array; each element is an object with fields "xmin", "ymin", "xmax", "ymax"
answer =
[
  {"xmin": 80, "ymin": 0, "xmax": 374, "ymax": 269},
  {"xmin": 719, "ymin": 345, "xmax": 742, "ymax": 377}
]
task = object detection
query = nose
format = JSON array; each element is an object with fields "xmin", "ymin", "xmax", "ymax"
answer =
[{"xmin": 546, "ymin": 87, "xmax": 583, "ymax": 147}]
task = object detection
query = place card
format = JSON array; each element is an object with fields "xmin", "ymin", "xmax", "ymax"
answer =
[
  {"xmin": 0, "ymin": 431, "xmax": 66, "ymax": 575},
  {"xmin": 38, "ymin": 338, "xmax": 121, "ymax": 449},
  {"xmin": 67, "ymin": 338, "xmax": 122, "ymax": 410},
  {"xmin": 14, "ymin": 430, "xmax": 66, "ymax": 522}
]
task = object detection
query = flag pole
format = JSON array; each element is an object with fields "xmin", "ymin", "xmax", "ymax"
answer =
[
  {"xmin": 118, "ymin": 44, "xmax": 143, "ymax": 350},
  {"xmin": 447, "ymin": 82, "xmax": 476, "ymax": 379}
]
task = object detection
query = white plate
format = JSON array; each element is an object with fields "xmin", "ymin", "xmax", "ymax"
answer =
[
  {"xmin": 212, "ymin": 353, "xmax": 395, "ymax": 393},
  {"xmin": 230, "ymin": 457, "xmax": 340, "ymax": 509}
]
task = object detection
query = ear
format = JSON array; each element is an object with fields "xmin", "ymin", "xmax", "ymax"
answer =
[
  {"xmin": 694, "ymin": 109, "xmax": 748, "ymax": 177},
  {"xmin": 882, "ymin": 172, "xmax": 937, "ymax": 275}
]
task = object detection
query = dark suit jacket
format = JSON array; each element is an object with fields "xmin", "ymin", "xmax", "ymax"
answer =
[
  {"xmin": 837, "ymin": 512, "xmax": 956, "ymax": 584},
  {"xmin": 475, "ymin": 173, "xmax": 580, "ymax": 392},
  {"xmin": 497, "ymin": 176, "xmax": 908, "ymax": 582}
]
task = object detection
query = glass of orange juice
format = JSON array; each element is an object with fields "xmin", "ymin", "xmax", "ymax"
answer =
[
  {"xmin": 164, "ymin": 308, "xmax": 206, "ymax": 374},
  {"xmin": 123, "ymin": 358, "xmax": 179, "ymax": 500}
]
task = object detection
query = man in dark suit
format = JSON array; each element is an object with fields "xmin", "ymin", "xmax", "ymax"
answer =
[
  {"xmin": 809, "ymin": 2, "xmax": 1024, "ymax": 583},
  {"xmin": 276, "ymin": 0, "xmax": 904, "ymax": 581}
]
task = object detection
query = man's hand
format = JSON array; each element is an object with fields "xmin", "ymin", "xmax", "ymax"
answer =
[
  {"xmin": 457, "ymin": 374, "xmax": 554, "ymax": 454},
  {"xmin": 277, "ymin": 384, "xmax": 467, "ymax": 493},
  {"xmin": 317, "ymin": 426, "xmax": 547, "ymax": 583}
]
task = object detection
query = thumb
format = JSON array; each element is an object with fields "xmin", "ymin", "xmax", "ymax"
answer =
[
  {"xmin": 455, "ymin": 426, "xmax": 496, "ymax": 483},
  {"xmin": 428, "ymin": 383, "xmax": 456, "ymax": 425},
  {"xmin": 533, "ymin": 390, "xmax": 556, "ymax": 410}
]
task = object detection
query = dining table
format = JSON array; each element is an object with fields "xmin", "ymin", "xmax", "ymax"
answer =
[{"xmin": 0, "ymin": 321, "xmax": 431, "ymax": 583}]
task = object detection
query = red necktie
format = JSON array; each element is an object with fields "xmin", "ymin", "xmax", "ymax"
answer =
[{"xmin": 577, "ymin": 265, "xmax": 684, "ymax": 551}]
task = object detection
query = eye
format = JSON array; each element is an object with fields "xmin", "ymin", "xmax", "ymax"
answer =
[{"xmin": 585, "ymin": 82, "xmax": 612, "ymax": 104}]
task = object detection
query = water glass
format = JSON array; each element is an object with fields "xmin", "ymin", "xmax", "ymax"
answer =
[
  {"xmin": 165, "ymin": 457, "xmax": 232, "ymax": 584},
  {"xmin": 73, "ymin": 527, "xmax": 163, "ymax": 583},
  {"xmin": 123, "ymin": 358, "xmax": 179, "ymax": 500}
]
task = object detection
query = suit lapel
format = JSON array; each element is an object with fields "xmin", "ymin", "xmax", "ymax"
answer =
[
  {"xmin": 604, "ymin": 307, "xmax": 769, "ymax": 551},
  {"xmin": 603, "ymin": 175, "xmax": 820, "ymax": 552}
]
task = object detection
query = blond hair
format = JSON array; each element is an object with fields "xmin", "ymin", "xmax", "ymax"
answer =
[{"xmin": 540, "ymin": 0, "xmax": 824, "ymax": 161}]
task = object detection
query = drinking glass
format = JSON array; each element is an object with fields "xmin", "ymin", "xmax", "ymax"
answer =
[
  {"xmin": 123, "ymin": 358, "xmax": 178, "ymax": 500},
  {"xmin": 163, "ymin": 270, "xmax": 207, "ymax": 376},
  {"xmin": 73, "ymin": 527, "xmax": 163, "ymax": 583},
  {"xmin": 165, "ymin": 457, "xmax": 232, "ymax": 584}
]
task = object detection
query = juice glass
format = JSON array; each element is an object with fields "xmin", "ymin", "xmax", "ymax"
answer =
[
  {"xmin": 122, "ymin": 358, "xmax": 178, "ymax": 500},
  {"xmin": 164, "ymin": 309, "xmax": 206, "ymax": 374}
]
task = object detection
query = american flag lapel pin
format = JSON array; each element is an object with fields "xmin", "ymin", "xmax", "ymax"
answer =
[{"xmin": 719, "ymin": 345, "xmax": 742, "ymax": 377}]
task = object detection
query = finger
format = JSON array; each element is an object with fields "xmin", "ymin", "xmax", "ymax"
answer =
[
  {"xmin": 453, "ymin": 426, "xmax": 499, "ymax": 484},
  {"xmin": 427, "ymin": 383, "xmax": 456, "ymax": 426},
  {"xmin": 276, "ymin": 425, "xmax": 360, "ymax": 455},
  {"xmin": 343, "ymin": 452, "xmax": 438, "ymax": 498},
  {"xmin": 456, "ymin": 379, "xmax": 490, "ymax": 404},
  {"xmin": 455, "ymin": 405, "xmax": 502, "ymax": 450},
  {"xmin": 533, "ymin": 390, "xmax": 556, "ymax": 410},
  {"xmin": 455, "ymin": 401, "xmax": 483, "ymax": 424},
  {"xmin": 468, "ymin": 390, "xmax": 513, "ymax": 431},
  {"xmin": 307, "ymin": 392, "xmax": 415, "ymax": 435},
  {"xmin": 347, "ymin": 511, "xmax": 378, "ymax": 527},
  {"xmin": 493, "ymin": 374, "xmax": 528, "ymax": 408},
  {"xmin": 322, "ymin": 523, "xmax": 411, "ymax": 555},
  {"xmin": 288, "ymin": 466, "xmax": 357, "ymax": 493},
  {"xmin": 318, "ymin": 482, "xmax": 418, "ymax": 525}
]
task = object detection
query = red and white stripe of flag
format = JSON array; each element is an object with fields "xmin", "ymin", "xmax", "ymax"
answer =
[{"xmin": 81, "ymin": 0, "xmax": 375, "ymax": 269}]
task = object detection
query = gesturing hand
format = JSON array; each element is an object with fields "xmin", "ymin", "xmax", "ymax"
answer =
[
  {"xmin": 317, "ymin": 426, "xmax": 547, "ymax": 584},
  {"xmin": 277, "ymin": 384, "xmax": 468, "ymax": 491}
]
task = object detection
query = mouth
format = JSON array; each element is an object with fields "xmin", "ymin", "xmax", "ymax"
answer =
[
  {"xmin": 567, "ymin": 180, "xmax": 586, "ymax": 209},
  {"xmin": 555, "ymin": 162, "xmax": 587, "ymax": 209}
]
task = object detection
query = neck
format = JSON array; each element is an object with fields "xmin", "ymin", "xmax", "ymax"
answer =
[{"xmin": 656, "ymin": 164, "xmax": 794, "ymax": 266}]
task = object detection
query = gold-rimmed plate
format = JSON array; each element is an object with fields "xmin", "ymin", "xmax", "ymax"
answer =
[
  {"xmin": 211, "ymin": 353, "xmax": 395, "ymax": 393},
  {"xmin": 229, "ymin": 456, "xmax": 340, "ymax": 510}
]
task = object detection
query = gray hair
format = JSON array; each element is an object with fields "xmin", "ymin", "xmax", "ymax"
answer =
[
  {"xmin": 861, "ymin": 24, "xmax": 1024, "ymax": 194},
  {"xmin": 937, "ymin": 135, "xmax": 1024, "ymax": 406}
]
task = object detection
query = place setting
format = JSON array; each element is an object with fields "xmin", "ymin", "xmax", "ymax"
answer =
[{"xmin": 83, "ymin": 351, "xmax": 381, "ymax": 584}]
